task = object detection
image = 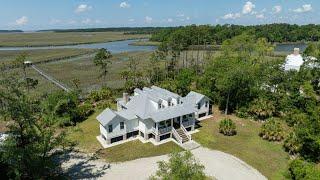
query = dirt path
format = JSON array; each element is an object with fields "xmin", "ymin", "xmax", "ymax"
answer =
[{"xmin": 61, "ymin": 147, "xmax": 266, "ymax": 180}]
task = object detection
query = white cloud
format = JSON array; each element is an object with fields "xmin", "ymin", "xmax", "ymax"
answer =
[
  {"xmin": 293, "ymin": 4, "xmax": 312, "ymax": 13},
  {"xmin": 75, "ymin": 4, "xmax": 92, "ymax": 13},
  {"xmin": 67, "ymin": 20, "xmax": 77, "ymax": 25},
  {"xmin": 49, "ymin": 19, "xmax": 61, "ymax": 25},
  {"xmin": 242, "ymin": 1, "xmax": 255, "ymax": 14},
  {"xmin": 81, "ymin": 18, "xmax": 101, "ymax": 25},
  {"xmin": 15, "ymin": 16, "xmax": 28, "ymax": 26},
  {"xmin": 81, "ymin": 18, "xmax": 92, "ymax": 24},
  {"xmin": 256, "ymin": 14, "xmax": 265, "ymax": 19},
  {"xmin": 222, "ymin": 13, "xmax": 241, "ymax": 20},
  {"xmin": 129, "ymin": 18, "xmax": 135, "ymax": 22},
  {"xmin": 167, "ymin": 18, "xmax": 173, "ymax": 23},
  {"xmin": 273, "ymin": 5, "xmax": 282, "ymax": 14},
  {"xmin": 120, "ymin": 2, "xmax": 130, "ymax": 8},
  {"xmin": 145, "ymin": 16, "xmax": 152, "ymax": 23},
  {"xmin": 177, "ymin": 13, "xmax": 185, "ymax": 17},
  {"xmin": 186, "ymin": 16, "xmax": 190, "ymax": 21}
]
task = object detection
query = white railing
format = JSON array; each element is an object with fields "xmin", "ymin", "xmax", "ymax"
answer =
[
  {"xmin": 150, "ymin": 127, "xmax": 157, "ymax": 135},
  {"xmin": 181, "ymin": 125, "xmax": 192, "ymax": 141},
  {"xmin": 172, "ymin": 127, "xmax": 183, "ymax": 144},
  {"xmin": 158, "ymin": 126, "xmax": 172, "ymax": 135}
]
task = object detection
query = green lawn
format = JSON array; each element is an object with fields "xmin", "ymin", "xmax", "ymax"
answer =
[
  {"xmin": 193, "ymin": 109, "xmax": 289, "ymax": 180},
  {"xmin": 0, "ymin": 31, "xmax": 149, "ymax": 47},
  {"xmin": 67, "ymin": 109, "xmax": 182, "ymax": 163}
]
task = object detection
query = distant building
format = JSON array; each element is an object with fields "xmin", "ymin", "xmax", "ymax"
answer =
[{"xmin": 284, "ymin": 48, "xmax": 304, "ymax": 71}]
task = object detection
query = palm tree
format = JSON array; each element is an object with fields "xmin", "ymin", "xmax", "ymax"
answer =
[{"xmin": 93, "ymin": 48, "xmax": 112, "ymax": 86}]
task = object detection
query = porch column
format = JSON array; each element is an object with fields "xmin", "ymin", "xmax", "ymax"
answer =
[
  {"xmin": 170, "ymin": 118, "xmax": 173, "ymax": 138},
  {"xmin": 180, "ymin": 116, "xmax": 182, "ymax": 126},
  {"xmin": 156, "ymin": 122, "xmax": 160, "ymax": 142}
]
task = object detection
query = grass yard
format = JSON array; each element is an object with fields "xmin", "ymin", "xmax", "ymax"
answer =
[
  {"xmin": 0, "ymin": 32, "xmax": 149, "ymax": 47},
  {"xmin": 193, "ymin": 108, "xmax": 289, "ymax": 180},
  {"xmin": 67, "ymin": 109, "xmax": 182, "ymax": 163},
  {"xmin": 0, "ymin": 49, "xmax": 96, "ymax": 66}
]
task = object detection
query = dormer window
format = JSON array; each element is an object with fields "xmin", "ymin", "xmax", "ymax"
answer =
[
  {"xmin": 205, "ymin": 101, "xmax": 209, "ymax": 108},
  {"xmin": 197, "ymin": 103, "xmax": 201, "ymax": 110},
  {"xmin": 168, "ymin": 98, "xmax": 172, "ymax": 106},
  {"xmin": 158, "ymin": 100, "xmax": 162, "ymax": 109},
  {"xmin": 177, "ymin": 98, "xmax": 180, "ymax": 104}
]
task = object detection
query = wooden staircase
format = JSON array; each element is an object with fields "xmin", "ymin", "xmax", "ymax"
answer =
[{"xmin": 176, "ymin": 128, "xmax": 190, "ymax": 143}]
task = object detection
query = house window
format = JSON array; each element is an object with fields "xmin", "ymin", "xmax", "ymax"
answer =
[
  {"xmin": 205, "ymin": 101, "xmax": 208, "ymax": 108},
  {"xmin": 197, "ymin": 103, "xmax": 201, "ymax": 110},
  {"xmin": 108, "ymin": 125, "xmax": 113, "ymax": 133},
  {"xmin": 168, "ymin": 101, "xmax": 172, "ymax": 106},
  {"xmin": 183, "ymin": 115, "xmax": 187, "ymax": 120},
  {"xmin": 188, "ymin": 114, "xmax": 193, "ymax": 118},
  {"xmin": 158, "ymin": 102, "xmax": 162, "ymax": 109},
  {"xmin": 120, "ymin": 122, "xmax": 124, "ymax": 130},
  {"xmin": 177, "ymin": 98, "xmax": 180, "ymax": 104}
]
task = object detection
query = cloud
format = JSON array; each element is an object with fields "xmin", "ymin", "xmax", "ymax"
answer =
[
  {"xmin": 81, "ymin": 18, "xmax": 92, "ymax": 24},
  {"xmin": 75, "ymin": 4, "xmax": 92, "ymax": 13},
  {"xmin": 49, "ymin": 19, "xmax": 61, "ymax": 25},
  {"xmin": 167, "ymin": 18, "xmax": 173, "ymax": 23},
  {"xmin": 222, "ymin": 13, "xmax": 241, "ymax": 20},
  {"xmin": 81, "ymin": 18, "xmax": 101, "ymax": 25},
  {"xmin": 129, "ymin": 18, "xmax": 135, "ymax": 22},
  {"xmin": 120, "ymin": 2, "xmax": 130, "ymax": 8},
  {"xmin": 273, "ymin": 5, "xmax": 282, "ymax": 14},
  {"xmin": 15, "ymin": 16, "xmax": 28, "ymax": 26},
  {"xmin": 145, "ymin": 16, "xmax": 152, "ymax": 23},
  {"xmin": 293, "ymin": 4, "xmax": 312, "ymax": 13},
  {"xmin": 256, "ymin": 14, "xmax": 265, "ymax": 19},
  {"xmin": 242, "ymin": 1, "xmax": 255, "ymax": 14}
]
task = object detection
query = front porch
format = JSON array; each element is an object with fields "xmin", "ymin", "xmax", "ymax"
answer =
[{"xmin": 149, "ymin": 114, "xmax": 195, "ymax": 143}]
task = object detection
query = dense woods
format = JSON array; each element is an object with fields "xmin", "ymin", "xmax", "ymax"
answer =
[{"xmin": 151, "ymin": 24, "xmax": 320, "ymax": 44}]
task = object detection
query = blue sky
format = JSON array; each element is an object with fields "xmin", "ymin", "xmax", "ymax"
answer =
[{"xmin": 1, "ymin": 0, "xmax": 320, "ymax": 30}]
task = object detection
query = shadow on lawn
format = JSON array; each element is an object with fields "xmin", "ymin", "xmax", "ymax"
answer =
[{"xmin": 55, "ymin": 149, "xmax": 109, "ymax": 179}]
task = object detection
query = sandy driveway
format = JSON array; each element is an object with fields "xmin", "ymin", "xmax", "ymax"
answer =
[{"xmin": 61, "ymin": 147, "xmax": 266, "ymax": 180}]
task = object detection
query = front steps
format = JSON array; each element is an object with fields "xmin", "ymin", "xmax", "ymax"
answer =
[{"xmin": 176, "ymin": 128, "xmax": 190, "ymax": 143}]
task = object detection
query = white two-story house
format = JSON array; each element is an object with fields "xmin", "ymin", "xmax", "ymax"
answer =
[{"xmin": 97, "ymin": 86, "xmax": 212, "ymax": 146}]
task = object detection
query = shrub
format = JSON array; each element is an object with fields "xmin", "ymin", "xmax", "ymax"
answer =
[
  {"xmin": 285, "ymin": 110, "xmax": 308, "ymax": 127},
  {"xmin": 235, "ymin": 107, "xmax": 249, "ymax": 118},
  {"xmin": 219, "ymin": 119, "xmax": 237, "ymax": 136},
  {"xmin": 283, "ymin": 132, "xmax": 301, "ymax": 155},
  {"xmin": 248, "ymin": 98, "xmax": 275, "ymax": 120},
  {"xmin": 287, "ymin": 159, "xmax": 320, "ymax": 180},
  {"xmin": 88, "ymin": 87, "xmax": 113, "ymax": 103},
  {"xmin": 259, "ymin": 118, "xmax": 284, "ymax": 141},
  {"xmin": 151, "ymin": 151, "xmax": 206, "ymax": 180}
]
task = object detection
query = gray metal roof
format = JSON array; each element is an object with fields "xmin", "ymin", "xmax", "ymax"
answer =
[
  {"xmin": 151, "ymin": 103, "xmax": 196, "ymax": 122},
  {"xmin": 116, "ymin": 109, "xmax": 137, "ymax": 120},
  {"xmin": 184, "ymin": 91, "xmax": 206, "ymax": 104},
  {"xmin": 97, "ymin": 109, "xmax": 117, "ymax": 126}
]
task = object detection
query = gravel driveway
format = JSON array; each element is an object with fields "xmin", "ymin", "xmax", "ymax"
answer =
[{"xmin": 61, "ymin": 147, "xmax": 267, "ymax": 180}]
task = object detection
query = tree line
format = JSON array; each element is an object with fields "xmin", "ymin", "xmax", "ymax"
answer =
[{"xmin": 151, "ymin": 24, "xmax": 320, "ymax": 45}]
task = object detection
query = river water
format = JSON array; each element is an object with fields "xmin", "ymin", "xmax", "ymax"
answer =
[
  {"xmin": 0, "ymin": 39, "xmax": 307, "ymax": 54},
  {"xmin": 0, "ymin": 39, "xmax": 157, "ymax": 53}
]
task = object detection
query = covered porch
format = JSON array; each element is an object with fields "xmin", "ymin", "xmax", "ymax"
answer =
[{"xmin": 150, "ymin": 114, "xmax": 195, "ymax": 142}]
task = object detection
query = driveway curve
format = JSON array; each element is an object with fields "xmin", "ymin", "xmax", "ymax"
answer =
[{"xmin": 61, "ymin": 147, "xmax": 267, "ymax": 180}]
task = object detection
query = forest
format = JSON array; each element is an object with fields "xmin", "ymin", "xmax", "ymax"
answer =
[{"xmin": 151, "ymin": 23, "xmax": 320, "ymax": 44}]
